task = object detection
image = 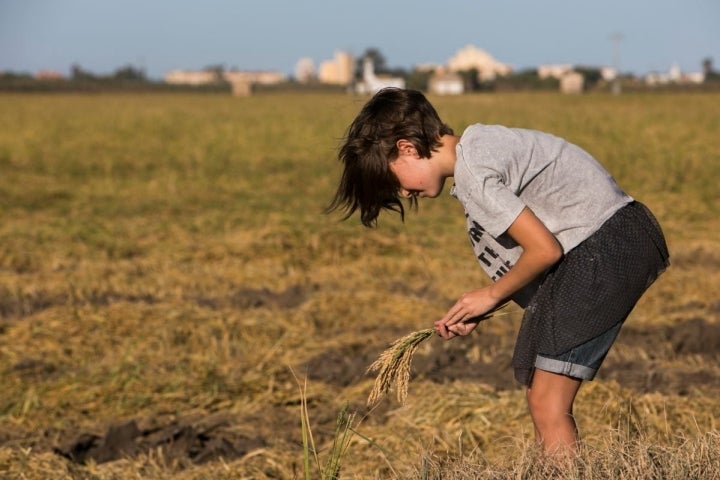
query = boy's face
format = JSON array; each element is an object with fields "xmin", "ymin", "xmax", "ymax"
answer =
[{"xmin": 389, "ymin": 148, "xmax": 447, "ymax": 199}]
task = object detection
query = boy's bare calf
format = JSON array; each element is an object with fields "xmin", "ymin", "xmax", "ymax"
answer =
[{"xmin": 526, "ymin": 369, "xmax": 582, "ymax": 455}]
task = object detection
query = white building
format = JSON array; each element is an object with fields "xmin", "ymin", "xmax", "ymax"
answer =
[
  {"xmin": 165, "ymin": 70, "xmax": 218, "ymax": 85},
  {"xmin": 645, "ymin": 64, "xmax": 706, "ymax": 86},
  {"xmin": 537, "ymin": 64, "xmax": 574, "ymax": 80},
  {"xmin": 355, "ymin": 58, "xmax": 405, "ymax": 95},
  {"xmin": 294, "ymin": 58, "xmax": 316, "ymax": 83},
  {"xmin": 600, "ymin": 67, "xmax": 618, "ymax": 82},
  {"xmin": 164, "ymin": 69, "xmax": 285, "ymax": 86},
  {"xmin": 224, "ymin": 70, "xmax": 285, "ymax": 85},
  {"xmin": 428, "ymin": 69, "xmax": 464, "ymax": 95},
  {"xmin": 560, "ymin": 72, "xmax": 584, "ymax": 94},
  {"xmin": 447, "ymin": 45, "xmax": 512, "ymax": 81}
]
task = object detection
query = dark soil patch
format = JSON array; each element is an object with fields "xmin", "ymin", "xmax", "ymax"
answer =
[
  {"xmin": 0, "ymin": 286, "xmax": 68, "ymax": 319},
  {"xmin": 7, "ymin": 358, "xmax": 60, "ymax": 380},
  {"xmin": 194, "ymin": 284, "xmax": 314, "ymax": 310},
  {"xmin": 0, "ymin": 286, "xmax": 158, "ymax": 320},
  {"xmin": 411, "ymin": 331, "xmax": 518, "ymax": 391},
  {"xmin": 52, "ymin": 412, "xmax": 262, "ymax": 466},
  {"xmin": 0, "ymin": 406, "xmax": 301, "ymax": 469},
  {"xmin": 301, "ymin": 326, "xmax": 519, "ymax": 393},
  {"xmin": 304, "ymin": 343, "xmax": 378, "ymax": 387},
  {"xmin": 601, "ymin": 317, "xmax": 720, "ymax": 394}
]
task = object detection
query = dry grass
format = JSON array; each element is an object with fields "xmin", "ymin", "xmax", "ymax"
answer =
[
  {"xmin": 412, "ymin": 431, "xmax": 720, "ymax": 479},
  {"xmin": 0, "ymin": 91, "xmax": 718, "ymax": 479}
]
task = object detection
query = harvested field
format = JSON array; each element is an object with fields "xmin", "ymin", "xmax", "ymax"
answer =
[{"xmin": 0, "ymin": 92, "xmax": 719, "ymax": 479}]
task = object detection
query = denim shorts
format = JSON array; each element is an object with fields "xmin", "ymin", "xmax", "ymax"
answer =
[{"xmin": 534, "ymin": 321, "xmax": 623, "ymax": 381}]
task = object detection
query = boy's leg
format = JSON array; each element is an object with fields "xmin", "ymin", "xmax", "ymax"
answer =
[{"xmin": 526, "ymin": 369, "xmax": 583, "ymax": 454}]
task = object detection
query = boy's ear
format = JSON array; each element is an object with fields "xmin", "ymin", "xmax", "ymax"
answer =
[{"xmin": 396, "ymin": 139, "xmax": 417, "ymax": 157}]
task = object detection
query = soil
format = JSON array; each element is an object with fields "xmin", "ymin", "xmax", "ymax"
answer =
[
  {"xmin": 2, "ymin": 294, "xmax": 719, "ymax": 469},
  {"xmin": 304, "ymin": 317, "xmax": 720, "ymax": 396}
]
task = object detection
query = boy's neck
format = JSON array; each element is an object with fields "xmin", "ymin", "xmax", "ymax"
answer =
[{"xmin": 436, "ymin": 134, "xmax": 460, "ymax": 178}]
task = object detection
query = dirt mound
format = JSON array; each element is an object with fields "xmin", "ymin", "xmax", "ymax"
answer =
[
  {"xmin": 601, "ymin": 316, "xmax": 720, "ymax": 394},
  {"xmin": 302, "ymin": 327, "xmax": 518, "ymax": 392},
  {"xmin": 305, "ymin": 342, "xmax": 378, "ymax": 387},
  {"xmin": 52, "ymin": 412, "xmax": 263, "ymax": 466},
  {"xmin": 194, "ymin": 284, "xmax": 313, "ymax": 310}
]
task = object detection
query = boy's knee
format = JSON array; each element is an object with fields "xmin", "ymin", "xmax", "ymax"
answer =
[
  {"xmin": 526, "ymin": 386, "xmax": 572, "ymax": 422},
  {"xmin": 526, "ymin": 385, "xmax": 550, "ymax": 411}
]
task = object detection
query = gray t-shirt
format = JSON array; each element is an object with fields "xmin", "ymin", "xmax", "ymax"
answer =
[{"xmin": 451, "ymin": 124, "xmax": 633, "ymax": 305}]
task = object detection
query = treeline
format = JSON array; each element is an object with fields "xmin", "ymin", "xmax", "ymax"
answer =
[
  {"xmin": 0, "ymin": 63, "xmax": 232, "ymax": 93},
  {"xmin": 3, "ymin": 54, "xmax": 720, "ymax": 94}
]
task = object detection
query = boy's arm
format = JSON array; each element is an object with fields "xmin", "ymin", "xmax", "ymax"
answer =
[{"xmin": 435, "ymin": 207, "xmax": 562, "ymax": 339}]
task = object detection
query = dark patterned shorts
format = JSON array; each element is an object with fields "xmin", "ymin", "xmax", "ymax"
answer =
[{"xmin": 513, "ymin": 201, "xmax": 670, "ymax": 385}]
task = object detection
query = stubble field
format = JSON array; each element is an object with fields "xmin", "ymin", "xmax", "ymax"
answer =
[{"xmin": 0, "ymin": 91, "xmax": 719, "ymax": 479}]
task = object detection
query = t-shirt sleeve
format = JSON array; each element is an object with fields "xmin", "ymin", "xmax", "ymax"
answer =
[{"xmin": 456, "ymin": 142, "xmax": 527, "ymax": 237}]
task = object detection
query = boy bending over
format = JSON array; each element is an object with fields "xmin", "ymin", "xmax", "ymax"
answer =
[{"xmin": 327, "ymin": 88, "xmax": 669, "ymax": 454}]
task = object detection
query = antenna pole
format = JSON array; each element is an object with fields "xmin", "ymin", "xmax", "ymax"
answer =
[{"xmin": 610, "ymin": 32, "xmax": 624, "ymax": 95}]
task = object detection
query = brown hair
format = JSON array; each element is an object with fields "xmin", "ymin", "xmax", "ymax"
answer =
[{"xmin": 326, "ymin": 88, "xmax": 453, "ymax": 227}]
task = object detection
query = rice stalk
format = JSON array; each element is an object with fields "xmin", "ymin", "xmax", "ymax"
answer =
[
  {"xmin": 291, "ymin": 368, "xmax": 357, "ymax": 480},
  {"xmin": 366, "ymin": 304, "xmax": 512, "ymax": 407},
  {"xmin": 323, "ymin": 401, "xmax": 356, "ymax": 480},
  {"xmin": 289, "ymin": 368, "xmax": 320, "ymax": 480}
]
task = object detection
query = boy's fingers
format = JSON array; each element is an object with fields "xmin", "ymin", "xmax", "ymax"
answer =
[
  {"xmin": 435, "ymin": 321, "xmax": 447, "ymax": 336},
  {"xmin": 442, "ymin": 306, "xmax": 464, "ymax": 327},
  {"xmin": 449, "ymin": 310, "xmax": 466, "ymax": 326},
  {"xmin": 434, "ymin": 322, "xmax": 455, "ymax": 339}
]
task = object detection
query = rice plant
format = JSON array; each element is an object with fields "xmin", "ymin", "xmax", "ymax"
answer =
[{"xmin": 292, "ymin": 369, "xmax": 356, "ymax": 480}]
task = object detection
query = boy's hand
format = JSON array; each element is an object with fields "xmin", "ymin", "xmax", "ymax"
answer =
[{"xmin": 434, "ymin": 288, "xmax": 499, "ymax": 339}]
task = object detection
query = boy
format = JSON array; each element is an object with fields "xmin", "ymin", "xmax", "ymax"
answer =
[{"xmin": 326, "ymin": 88, "xmax": 669, "ymax": 454}]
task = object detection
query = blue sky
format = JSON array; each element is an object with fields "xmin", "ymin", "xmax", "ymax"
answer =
[{"xmin": 1, "ymin": 0, "xmax": 718, "ymax": 79}]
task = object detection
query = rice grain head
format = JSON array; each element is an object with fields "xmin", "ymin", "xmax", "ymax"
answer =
[
  {"xmin": 366, "ymin": 328, "xmax": 434, "ymax": 407},
  {"xmin": 366, "ymin": 303, "xmax": 512, "ymax": 407}
]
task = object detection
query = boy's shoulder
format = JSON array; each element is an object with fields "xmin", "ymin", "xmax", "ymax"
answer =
[
  {"xmin": 460, "ymin": 123, "xmax": 549, "ymax": 141},
  {"xmin": 459, "ymin": 124, "xmax": 568, "ymax": 157},
  {"xmin": 458, "ymin": 123, "xmax": 529, "ymax": 157},
  {"xmin": 460, "ymin": 123, "xmax": 504, "ymax": 138},
  {"xmin": 459, "ymin": 123, "xmax": 528, "ymax": 148}
]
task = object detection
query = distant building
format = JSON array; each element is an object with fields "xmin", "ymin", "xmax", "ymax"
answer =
[
  {"xmin": 684, "ymin": 72, "xmax": 706, "ymax": 84},
  {"xmin": 537, "ymin": 64, "xmax": 574, "ymax": 80},
  {"xmin": 560, "ymin": 72, "xmax": 584, "ymax": 94},
  {"xmin": 645, "ymin": 64, "xmax": 706, "ymax": 86},
  {"xmin": 294, "ymin": 58, "xmax": 316, "ymax": 83},
  {"xmin": 318, "ymin": 51, "xmax": 354, "ymax": 86},
  {"xmin": 414, "ymin": 63, "xmax": 443, "ymax": 73},
  {"xmin": 35, "ymin": 70, "xmax": 65, "ymax": 80},
  {"xmin": 600, "ymin": 67, "xmax": 618, "ymax": 82},
  {"xmin": 223, "ymin": 70, "xmax": 285, "ymax": 85},
  {"xmin": 447, "ymin": 45, "xmax": 511, "ymax": 81},
  {"xmin": 164, "ymin": 69, "xmax": 286, "ymax": 96},
  {"xmin": 164, "ymin": 69, "xmax": 285, "ymax": 85},
  {"xmin": 668, "ymin": 64, "xmax": 682, "ymax": 82},
  {"xmin": 355, "ymin": 58, "xmax": 405, "ymax": 94},
  {"xmin": 164, "ymin": 70, "xmax": 217, "ymax": 85},
  {"xmin": 224, "ymin": 70, "xmax": 285, "ymax": 96},
  {"xmin": 428, "ymin": 69, "xmax": 464, "ymax": 95}
]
